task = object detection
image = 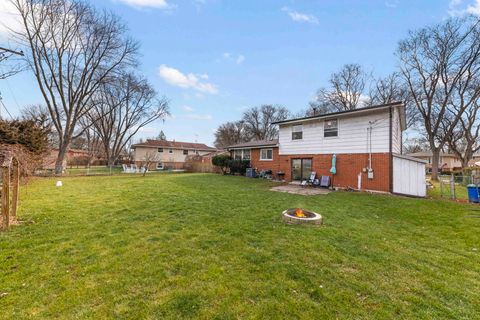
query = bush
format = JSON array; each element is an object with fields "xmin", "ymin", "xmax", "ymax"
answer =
[
  {"xmin": 228, "ymin": 159, "xmax": 250, "ymax": 175},
  {"xmin": 0, "ymin": 119, "xmax": 50, "ymax": 155},
  {"xmin": 212, "ymin": 154, "xmax": 231, "ymax": 174}
]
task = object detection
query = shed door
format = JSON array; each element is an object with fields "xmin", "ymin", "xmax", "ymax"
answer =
[{"xmin": 393, "ymin": 156, "xmax": 426, "ymax": 197}]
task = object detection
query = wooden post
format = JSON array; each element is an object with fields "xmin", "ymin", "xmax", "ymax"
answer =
[
  {"xmin": 11, "ymin": 163, "xmax": 19, "ymax": 220},
  {"xmin": 1, "ymin": 167, "xmax": 10, "ymax": 229}
]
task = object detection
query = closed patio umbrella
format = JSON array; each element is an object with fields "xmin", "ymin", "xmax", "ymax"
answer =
[{"xmin": 330, "ymin": 154, "xmax": 336, "ymax": 189}]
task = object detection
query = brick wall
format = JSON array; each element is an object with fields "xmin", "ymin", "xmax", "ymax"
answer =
[
  {"xmin": 276, "ymin": 153, "xmax": 391, "ymax": 192},
  {"xmin": 249, "ymin": 148, "xmax": 281, "ymax": 173},
  {"xmin": 231, "ymin": 148, "xmax": 391, "ymax": 193}
]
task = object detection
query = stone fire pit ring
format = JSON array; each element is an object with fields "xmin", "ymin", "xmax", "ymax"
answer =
[{"xmin": 282, "ymin": 208, "xmax": 323, "ymax": 225}]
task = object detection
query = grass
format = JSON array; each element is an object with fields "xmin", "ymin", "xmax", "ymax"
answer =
[
  {"xmin": 1, "ymin": 173, "xmax": 479, "ymax": 319},
  {"xmin": 428, "ymin": 179, "xmax": 468, "ymax": 201}
]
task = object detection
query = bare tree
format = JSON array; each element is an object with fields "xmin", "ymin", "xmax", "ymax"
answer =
[
  {"xmin": 21, "ymin": 104, "xmax": 51, "ymax": 131},
  {"xmin": 214, "ymin": 120, "xmax": 248, "ymax": 148},
  {"xmin": 141, "ymin": 150, "xmax": 160, "ymax": 176},
  {"xmin": 310, "ymin": 64, "xmax": 368, "ymax": 113},
  {"xmin": 88, "ymin": 73, "xmax": 169, "ymax": 167},
  {"xmin": 403, "ymin": 137, "xmax": 430, "ymax": 154},
  {"xmin": 0, "ymin": 46, "xmax": 25, "ymax": 79},
  {"xmin": 11, "ymin": 0, "xmax": 138, "ymax": 174},
  {"xmin": 242, "ymin": 105, "xmax": 290, "ymax": 140},
  {"xmin": 369, "ymin": 72, "xmax": 419, "ymax": 128},
  {"xmin": 444, "ymin": 99, "xmax": 480, "ymax": 170},
  {"xmin": 397, "ymin": 16, "xmax": 480, "ymax": 180}
]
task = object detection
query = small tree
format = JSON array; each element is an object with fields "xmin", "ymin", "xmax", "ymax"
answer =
[
  {"xmin": 142, "ymin": 150, "xmax": 160, "ymax": 176},
  {"xmin": 212, "ymin": 154, "xmax": 231, "ymax": 174},
  {"xmin": 157, "ymin": 130, "xmax": 167, "ymax": 141}
]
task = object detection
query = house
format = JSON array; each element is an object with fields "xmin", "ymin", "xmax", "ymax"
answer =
[
  {"xmin": 131, "ymin": 139, "xmax": 217, "ymax": 170},
  {"xmin": 226, "ymin": 102, "xmax": 427, "ymax": 197},
  {"xmin": 42, "ymin": 148, "xmax": 103, "ymax": 170},
  {"xmin": 407, "ymin": 151, "xmax": 480, "ymax": 172},
  {"xmin": 407, "ymin": 152, "xmax": 462, "ymax": 173}
]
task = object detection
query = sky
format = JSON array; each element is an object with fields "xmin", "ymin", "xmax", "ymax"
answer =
[{"xmin": 1, "ymin": 0, "xmax": 480, "ymax": 146}]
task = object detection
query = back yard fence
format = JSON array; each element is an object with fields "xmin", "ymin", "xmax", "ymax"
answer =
[
  {"xmin": 0, "ymin": 151, "xmax": 20, "ymax": 230},
  {"xmin": 438, "ymin": 174, "xmax": 480, "ymax": 200}
]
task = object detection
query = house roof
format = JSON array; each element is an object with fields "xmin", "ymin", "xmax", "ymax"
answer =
[
  {"xmin": 226, "ymin": 139, "xmax": 279, "ymax": 150},
  {"xmin": 131, "ymin": 139, "xmax": 217, "ymax": 151},
  {"xmin": 407, "ymin": 151, "xmax": 458, "ymax": 158},
  {"xmin": 272, "ymin": 101, "xmax": 405, "ymax": 126}
]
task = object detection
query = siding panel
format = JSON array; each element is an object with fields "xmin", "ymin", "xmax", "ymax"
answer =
[{"xmin": 279, "ymin": 109, "xmax": 391, "ymax": 155}]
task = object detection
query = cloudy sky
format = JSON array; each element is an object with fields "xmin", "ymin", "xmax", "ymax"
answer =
[{"xmin": 1, "ymin": 0, "xmax": 479, "ymax": 145}]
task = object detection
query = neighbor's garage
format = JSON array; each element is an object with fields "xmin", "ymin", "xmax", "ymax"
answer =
[{"xmin": 392, "ymin": 154, "xmax": 427, "ymax": 197}]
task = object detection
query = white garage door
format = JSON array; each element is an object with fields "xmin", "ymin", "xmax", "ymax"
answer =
[{"xmin": 393, "ymin": 154, "xmax": 427, "ymax": 197}]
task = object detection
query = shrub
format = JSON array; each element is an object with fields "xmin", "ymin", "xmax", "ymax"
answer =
[
  {"xmin": 212, "ymin": 154, "xmax": 231, "ymax": 174},
  {"xmin": 0, "ymin": 119, "xmax": 50, "ymax": 155},
  {"xmin": 228, "ymin": 159, "xmax": 250, "ymax": 175}
]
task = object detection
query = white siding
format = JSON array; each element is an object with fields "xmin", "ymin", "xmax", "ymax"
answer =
[
  {"xmin": 279, "ymin": 109, "xmax": 391, "ymax": 155},
  {"xmin": 393, "ymin": 155, "xmax": 426, "ymax": 197},
  {"xmin": 392, "ymin": 107, "xmax": 402, "ymax": 154}
]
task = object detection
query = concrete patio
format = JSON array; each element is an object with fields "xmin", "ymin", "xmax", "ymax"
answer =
[{"xmin": 270, "ymin": 184, "xmax": 332, "ymax": 196}]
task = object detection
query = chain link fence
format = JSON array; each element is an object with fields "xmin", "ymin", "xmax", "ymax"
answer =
[{"xmin": 437, "ymin": 174, "xmax": 480, "ymax": 200}]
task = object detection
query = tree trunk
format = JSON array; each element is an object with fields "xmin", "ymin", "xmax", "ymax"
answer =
[
  {"xmin": 431, "ymin": 149, "xmax": 440, "ymax": 181},
  {"xmin": 55, "ymin": 144, "xmax": 69, "ymax": 175}
]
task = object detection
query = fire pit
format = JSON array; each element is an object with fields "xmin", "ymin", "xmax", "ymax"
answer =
[{"xmin": 282, "ymin": 208, "xmax": 323, "ymax": 225}]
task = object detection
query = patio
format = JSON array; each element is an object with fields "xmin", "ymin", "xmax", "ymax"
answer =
[{"xmin": 270, "ymin": 184, "xmax": 332, "ymax": 196}]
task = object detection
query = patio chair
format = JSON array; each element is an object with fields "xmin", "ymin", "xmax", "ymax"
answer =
[
  {"xmin": 320, "ymin": 175, "xmax": 330, "ymax": 188},
  {"xmin": 307, "ymin": 171, "xmax": 317, "ymax": 186}
]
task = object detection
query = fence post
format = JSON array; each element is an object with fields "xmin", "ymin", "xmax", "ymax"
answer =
[
  {"xmin": 450, "ymin": 174, "xmax": 456, "ymax": 200},
  {"xmin": 440, "ymin": 177, "xmax": 444, "ymax": 198},
  {"xmin": 11, "ymin": 163, "xmax": 19, "ymax": 220},
  {"xmin": 1, "ymin": 167, "xmax": 10, "ymax": 229}
]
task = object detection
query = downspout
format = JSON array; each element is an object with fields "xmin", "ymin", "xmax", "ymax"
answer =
[{"xmin": 389, "ymin": 106, "xmax": 393, "ymax": 193}]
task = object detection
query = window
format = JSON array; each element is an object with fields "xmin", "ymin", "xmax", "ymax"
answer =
[
  {"xmin": 183, "ymin": 150, "xmax": 188, "ymax": 155},
  {"xmin": 243, "ymin": 149, "xmax": 251, "ymax": 160},
  {"xmin": 324, "ymin": 119, "xmax": 338, "ymax": 137},
  {"xmin": 260, "ymin": 148, "xmax": 273, "ymax": 161},
  {"xmin": 292, "ymin": 125, "xmax": 303, "ymax": 140},
  {"xmin": 169, "ymin": 149, "xmax": 173, "ymax": 153},
  {"xmin": 233, "ymin": 149, "xmax": 250, "ymax": 160},
  {"xmin": 158, "ymin": 148, "xmax": 163, "ymax": 153},
  {"xmin": 234, "ymin": 150, "xmax": 242, "ymax": 160}
]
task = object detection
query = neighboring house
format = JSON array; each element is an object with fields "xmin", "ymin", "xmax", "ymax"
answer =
[
  {"xmin": 131, "ymin": 139, "xmax": 217, "ymax": 170},
  {"xmin": 42, "ymin": 148, "xmax": 102, "ymax": 170},
  {"xmin": 227, "ymin": 102, "xmax": 426, "ymax": 197},
  {"xmin": 408, "ymin": 151, "xmax": 480, "ymax": 172},
  {"xmin": 407, "ymin": 152, "xmax": 463, "ymax": 173}
]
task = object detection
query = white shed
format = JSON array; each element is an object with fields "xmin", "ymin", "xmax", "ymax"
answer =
[{"xmin": 392, "ymin": 154, "xmax": 427, "ymax": 197}]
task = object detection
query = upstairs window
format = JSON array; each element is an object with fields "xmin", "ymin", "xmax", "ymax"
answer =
[
  {"xmin": 169, "ymin": 149, "xmax": 173, "ymax": 153},
  {"xmin": 183, "ymin": 150, "xmax": 188, "ymax": 155},
  {"xmin": 324, "ymin": 119, "xmax": 338, "ymax": 137},
  {"xmin": 260, "ymin": 148, "xmax": 273, "ymax": 160},
  {"xmin": 292, "ymin": 125, "xmax": 303, "ymax": 140},
  {"xmin": 158, "ymin": 148, "xmax": 163, "ymax": 153}
]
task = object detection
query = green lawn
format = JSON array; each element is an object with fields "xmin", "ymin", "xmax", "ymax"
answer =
[
  {"xmin": 1, "ymin": 174, "xmax": 479, "ymax": 319},
  {"xmin": 428, "ymin": 180, "xmax": 468, "ymax": 201}
]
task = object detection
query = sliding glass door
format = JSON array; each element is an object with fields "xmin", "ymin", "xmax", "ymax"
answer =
[{"xmin": 291, "ymin": 159, "xmax": 312, "ymax": 181}]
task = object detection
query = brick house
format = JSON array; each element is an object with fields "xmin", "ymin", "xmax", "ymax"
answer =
[
  {"xmin": 131, "ymin": 140, "xmax": 217, "ymax": 170},
  {"xmin": 226, "ymin": 102, "xmax": 426, "ymax": 197}
]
